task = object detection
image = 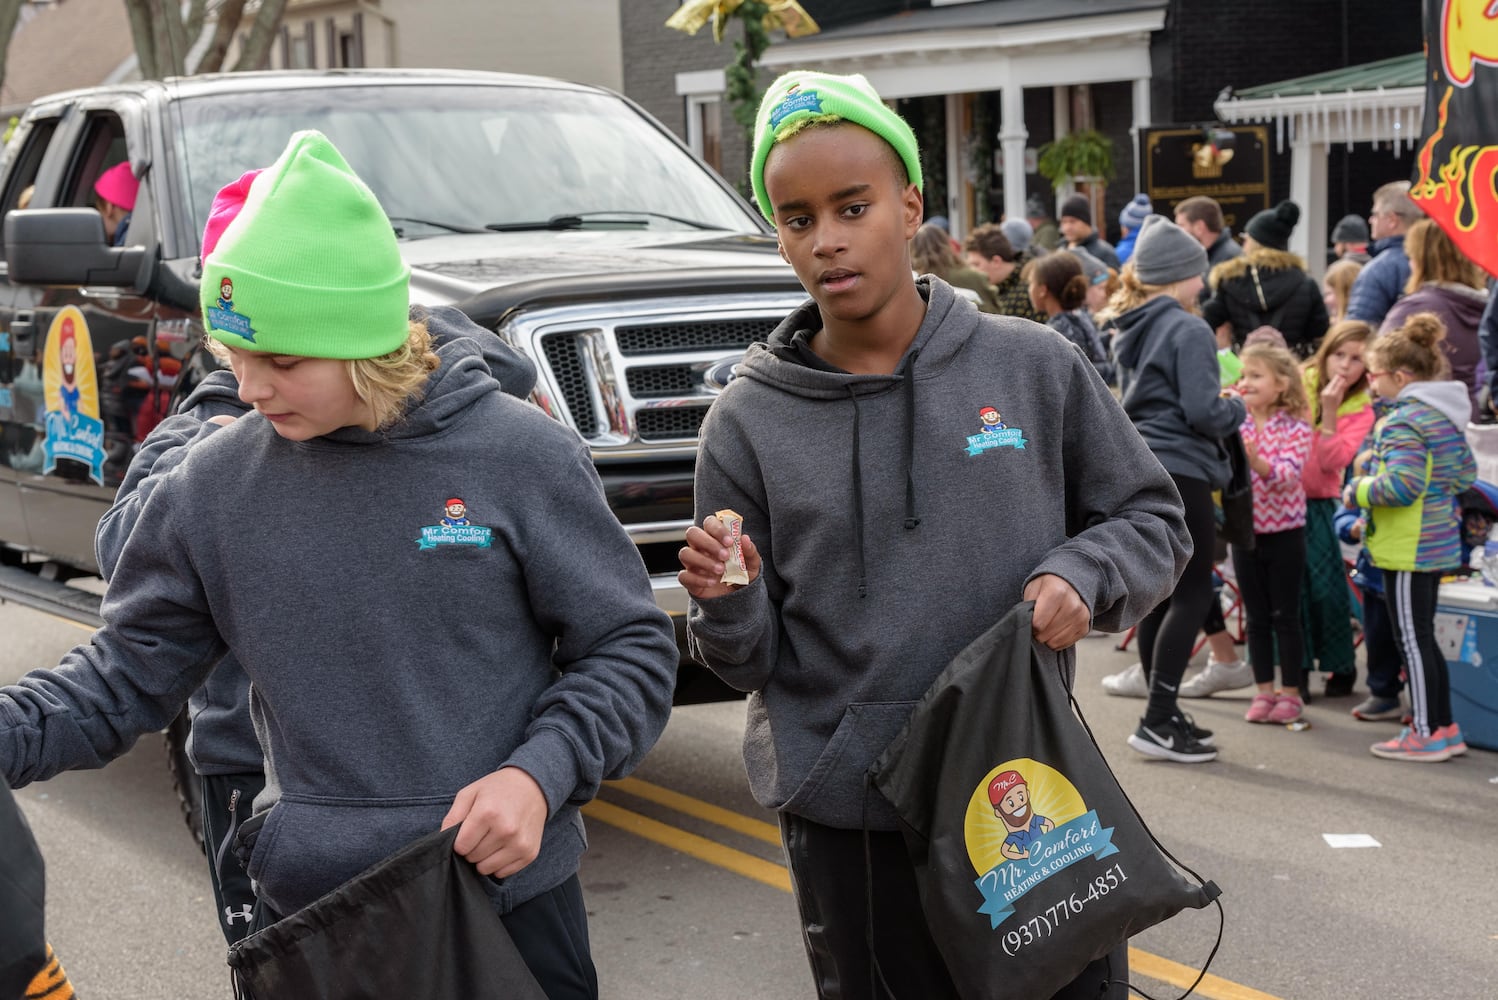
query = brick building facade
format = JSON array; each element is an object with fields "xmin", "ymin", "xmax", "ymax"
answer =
[{"xmin": 623, "ymin": 0, "xmax": 1421, "ymax": 248}]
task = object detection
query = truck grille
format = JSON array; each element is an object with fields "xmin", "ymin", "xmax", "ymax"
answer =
[
  {"xmin": 511, "ymin": 292, "xmax": 807, "ymax": 455},
  {"xmin": 637, "ymin": 405, "xmax": 711, "ymax": 440},
  {"xmin": 616, "ymin": 319, "xmax": 777, "ymax": 355},
  {"xmin": 539, "ymin": 333, "xmax": 598, "ymax": 435}
]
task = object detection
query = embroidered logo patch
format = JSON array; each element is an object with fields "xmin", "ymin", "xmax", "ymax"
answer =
[
  {"xmin": 769, "ymin": 86, "xmax": 823, "ymax": 128},
  {"xmin": 965, "ymin": 758, "xmax": 1121, "ymax": 941},
  {"xmin": 966, "ymin": 405, "xmax": 1027, "ymax": 456},
  {"xmin": 206, "ymin": 276, "xmax": 257, "ymax": 343},
  {"xmin": 417, "ymin": 497, "xmax": 493, "ymax": 550}
]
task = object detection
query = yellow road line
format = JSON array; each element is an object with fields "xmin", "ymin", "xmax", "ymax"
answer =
[
  {"xmin": 581, "ymin": 799, "xmax": 792, "ymax": 893},
  {"xmin": 1128, "ymin": 947, "xmax": 1283, "ymax": 1000},
  {"xmin": 607, "ymin": 776, "xmax": 781, "ymax": 845},
  {"xmin": 591, "ymin": 784, "xmax": 1283, "ymax": 1000}
]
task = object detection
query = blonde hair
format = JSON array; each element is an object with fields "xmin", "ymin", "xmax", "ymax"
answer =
[
  {"xmin": 1321, "ymin": 258, "xmax": 1362, "ymax": 322},
  {"xmin": 1366, "ymin": 311, "xmax": 1451, "ymax": 381},
  {"xmin": 1241, "ymin": 343, "xmax": 1310, "ymax": 420},
  {"xmin": 1304, "ymin": 319, "xmax": 1373, "ymax": 420},
  {"xmin": 1403, "ymin": 218, "xmax": 1485, "ymax": 292},
  {"xmin": 1108, "ymin": 261, "xmax": 1174, "ymax": 315},
  {"xmin": 206, "ymin": 319, "xmax": 440, "ymax": 430}
]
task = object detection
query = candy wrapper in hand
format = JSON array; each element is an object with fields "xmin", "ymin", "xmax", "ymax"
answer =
[{"xmin": 715, "ymin": 508, "xmax": 750, "ymax": 586}]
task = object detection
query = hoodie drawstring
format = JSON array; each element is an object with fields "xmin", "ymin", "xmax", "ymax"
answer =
[
  {"xmin": 903, "ymin": 350, "xmax": 921, "ymax": 530},
  {"xmin": 846, "ymin": 350, "xmax": 922, "ymax": 598},
  {"xmin": 847, "ymin": 385, "xmax": 870, "ymax": 599}
]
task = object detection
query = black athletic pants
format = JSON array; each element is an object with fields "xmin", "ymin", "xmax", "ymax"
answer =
[
  {"xmin": 779, "ymin": 813, "xmax": 1127, "ymax": 999},
  {"xmin": 201, "ymin": 771, "xmax": 266, "ymax": 944},
  {"xmin": 249, "ymin": 873, "xmax": 597, "ymax": 999},
  {"xmin": 1137, "ymin": 474, "xmax": 1218, "ymax": 726},
  {"xmin": 1359, "ymin": 584, "xmax": 1405, "ymax": 699},
  {"xmin": 1232, "ymin": 527, "xmax": 1306, "ymax": 690},
  {"xmin": 1383, "ymin": 570, "xmax": 1453, "ymax": 736}
]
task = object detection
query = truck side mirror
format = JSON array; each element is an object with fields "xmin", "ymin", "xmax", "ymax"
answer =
[{"xmin": 4, "ymin": 208, "xmax": 151, "ymax": 290}]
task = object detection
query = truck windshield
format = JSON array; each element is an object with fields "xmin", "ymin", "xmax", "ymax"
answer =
[{"xmin": 174, "ymin": 83, "xmax": 760, "ymax": 243}]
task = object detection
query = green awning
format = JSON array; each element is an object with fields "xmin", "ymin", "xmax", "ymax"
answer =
[{"xmin": 1233, "ymin": 53, "xmax": 1424, "ymax": 100}]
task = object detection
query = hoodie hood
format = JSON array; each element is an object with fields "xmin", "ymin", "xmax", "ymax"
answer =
[
  {"xmin": 744, "ymin": 276, "xmax": 972, "ymax": 396},
  {"xmin": 1401, "ymin": 380, "xmax": 1472, "ymax": 431},
  {"xmin": 1405, "ymin": 282, "xmax": 1490, "ymax": 326},
  {"xmin": 1111, "ymin": 295, "xmax": 1177, "ymax": 371}
]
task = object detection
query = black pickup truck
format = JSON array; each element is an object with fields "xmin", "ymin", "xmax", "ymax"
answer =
[{"xmin": 0, "ymin": 69, "xmax": 804, "ymax": 836}]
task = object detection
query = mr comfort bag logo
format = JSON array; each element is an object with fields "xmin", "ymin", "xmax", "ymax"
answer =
[
  {"xmin": 870, "ymin": 603, "xmax": 1220, "ymax": 998},
  {"xmin": 966, "ymin": 759, "xmax": 1120, "ymax": 937}
]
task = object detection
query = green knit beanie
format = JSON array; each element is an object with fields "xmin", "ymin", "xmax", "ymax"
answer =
[
  {"xmin": 750, "ymin": 71, "xmax": 922, "ymax": 223},
  {"xmin": 201, "ymin": 130, "xmax": 409, "ymax": 359}
]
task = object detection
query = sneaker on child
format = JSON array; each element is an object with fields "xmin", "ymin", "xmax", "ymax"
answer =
[
  {"xmin": 1369, "ymin": 727, "xmax": 1452, "ymax": 762},
  {"xmin": 1127, "ymin": 717, "xmax": 1218, "ymax": 763},
  {"xmin": 1101, "ymin": 661, "xmax": 1148, "ymax": 698},
  {"xmin": 1435, "ymin": 723, "xmax": 1468, "ymax": 756},
  {"xmin": 1267, "ymin": 694, "xmax": 1303, "ymax": 724},
  {"xmin": 1244, "ymin": 693, "xmax": 1277, "ymax": 723},
  {"xmin": 1179, "ymin": 657, "xmax": 1252, "ymax": 698},
  {"xmin": 1351, "ymin": 695, "xmax": 1403, "ymax": 721}
]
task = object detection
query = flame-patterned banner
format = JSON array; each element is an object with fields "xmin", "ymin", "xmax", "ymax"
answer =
[{"xmin": 1411, "ymin": 0, "xmax": 1498, "ymax": 278}]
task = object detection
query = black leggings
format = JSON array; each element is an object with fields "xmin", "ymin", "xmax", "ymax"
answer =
[
  {"xmin": 1383, "ymin": 570, "xmax": 1452, "ymax": 736},
  {"xmin": 1137, "ymin": 474, "xmax": 1218, "ymax": 726},
  {"xmin": 1232, "ymin": 528, "xmax": 1306, "ymax": 690}
]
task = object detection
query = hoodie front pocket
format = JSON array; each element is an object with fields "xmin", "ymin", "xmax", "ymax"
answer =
[{"xmin": 781, "ymin": 701, "xmax": 917, "ymax": 817}]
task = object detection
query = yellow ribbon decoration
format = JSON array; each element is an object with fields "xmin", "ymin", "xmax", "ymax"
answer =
[{"xmin": 666, "ymin": 0, "xmax": 820, "ymax": 45}]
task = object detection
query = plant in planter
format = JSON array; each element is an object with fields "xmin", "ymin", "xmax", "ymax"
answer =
[{"xmin": 1036, "ymin": 130, "xmax": 1116, "ymax": 190}]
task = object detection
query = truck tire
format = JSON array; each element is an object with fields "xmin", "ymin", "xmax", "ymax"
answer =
[{"xmin": 164, "ymin": 709, "xmax": 206, "ymax": 854}]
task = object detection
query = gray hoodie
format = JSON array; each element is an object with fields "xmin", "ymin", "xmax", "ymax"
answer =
[
  {"xmin": 2, "ymin": 331, "xmax": 674, "ymax": 916},
  {"xmin": 687, "ymin": 278, "xmax": 1189, "ymax": 830},
  {"xmin": 93, "ymin": 306, "xmax": 539, "ymax": 776},
  {"xmin": 1114, "ymin": 295, "xmax": 1247, "ymax": 488}
]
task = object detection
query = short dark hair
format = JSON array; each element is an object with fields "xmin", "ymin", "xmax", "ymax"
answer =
[
  {"xmin": 963, "ymin": 223, "xmax": 1015, "ymax": 262},
  {"xmin": 1174, "ymin": 196, "xmax": 1225, "ymax": 234}
]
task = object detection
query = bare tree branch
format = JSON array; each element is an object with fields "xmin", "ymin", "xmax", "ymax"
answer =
[
  {"xmin": 123, "ymin": 0, "xmax": 160, "ymax": 80},
  {"xmin": 184, "ymin": 0, "xmax": 207, "ymax": 41},
  {"xmin": 0, "ymin": 0, "xmax": 26, "ymax": 99},
  {"xmin": 231, "ymin": 0, "xmax": 288, "ymax": 72},
  {"xmin": 193, "ymin": 0, "xmax": 245, "ymax": 75}
]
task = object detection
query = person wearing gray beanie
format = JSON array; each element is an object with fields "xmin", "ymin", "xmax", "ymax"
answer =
[
  {"xmin": 1130, "ymin": 215, "xmax": 1208, "ymax": 286},
  {"xmin": 1000, "ymin": 218, "xmax": 1033, "ymax": 255},
  {"xmin": 1330, "ymin": 214, "xmax": 1371, "ymax": 263}
]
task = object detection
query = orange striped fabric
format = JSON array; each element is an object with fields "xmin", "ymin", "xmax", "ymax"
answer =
[{"xmin": 25, "ymin": 945, "xmax": 74, "ymax": 1000}]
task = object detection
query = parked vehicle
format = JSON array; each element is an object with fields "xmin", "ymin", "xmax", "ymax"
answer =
[{"xmin": 0, "ymin": 69, "xmax": 803, "ymax": 840}]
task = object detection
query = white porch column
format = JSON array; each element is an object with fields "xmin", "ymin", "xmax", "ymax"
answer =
[
  {"xmin": 1288, "ymin": 135, "xmax": 1328, "ymax": 280},
  {"xmin": 1052, "ymin": 86, "xmax": 1072, "ymax": 204},
  {"xmin": 1000, "ymin": 83, "xmax": 1028, "ymax": 224},
  {"xmin": 945, "ymin": 94, "xmax": 964, "ymax": 237},
  {"xmin": 1130, "ymin": 77, "xmax": 1151, "ymax": 194}
]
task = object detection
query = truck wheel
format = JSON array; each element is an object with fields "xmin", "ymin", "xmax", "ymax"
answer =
[{"xmin": 164, "ymin": 709, "xmax": 206, "ymax": 854}]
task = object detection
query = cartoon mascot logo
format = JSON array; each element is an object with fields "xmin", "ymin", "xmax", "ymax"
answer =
[
  {"xmin": 418, "ymin": 497, "xmax": 491, "ymax": 550},
  {"xmin": 41, "ymin": 306, "xmax": 105, "ymax": 484},
  {"xmin": 965, "ymin": 758, "xmax": 1119, "ymax": 930}
]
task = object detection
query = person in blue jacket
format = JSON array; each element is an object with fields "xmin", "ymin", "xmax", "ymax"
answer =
[{"xmin": 1, "ymin": 132, "xmax": 675, "ymax": 998}]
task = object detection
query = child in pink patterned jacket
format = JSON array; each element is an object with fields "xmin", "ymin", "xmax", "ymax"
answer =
[{"xmin": 1233, "ymin": 343, "xmax": 1315, "ymax": 724}]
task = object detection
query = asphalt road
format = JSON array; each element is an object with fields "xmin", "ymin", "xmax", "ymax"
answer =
[{"xmin": 3, "ymin": 597, "xmax": 1494, "ymax": 999}]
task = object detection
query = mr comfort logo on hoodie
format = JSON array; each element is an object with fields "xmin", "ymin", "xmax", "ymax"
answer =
[
  {"xmin": 416, "ymin": 497, "xmax": 493, "ymax": 550},
  {"xmin": 966, "ymin": 404, "xmax": 1028, "ymax": 456}
]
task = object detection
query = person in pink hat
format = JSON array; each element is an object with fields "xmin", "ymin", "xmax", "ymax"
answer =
[{"xmin": 93, "ymin": 161, "xmax": 138, "ymax": 245}]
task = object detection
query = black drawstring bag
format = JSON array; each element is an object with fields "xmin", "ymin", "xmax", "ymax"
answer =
[
  {"xmin": 227, "ymin": 826, "xmax": 546, "ymax": 1000},
  {"xmin": 1216, "ymin": 430, "xmax": 1256, "ymax": 550},
  {"xmin": 870, "ymin": 602, "xmax": 1222, "ymax": 1000}
]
